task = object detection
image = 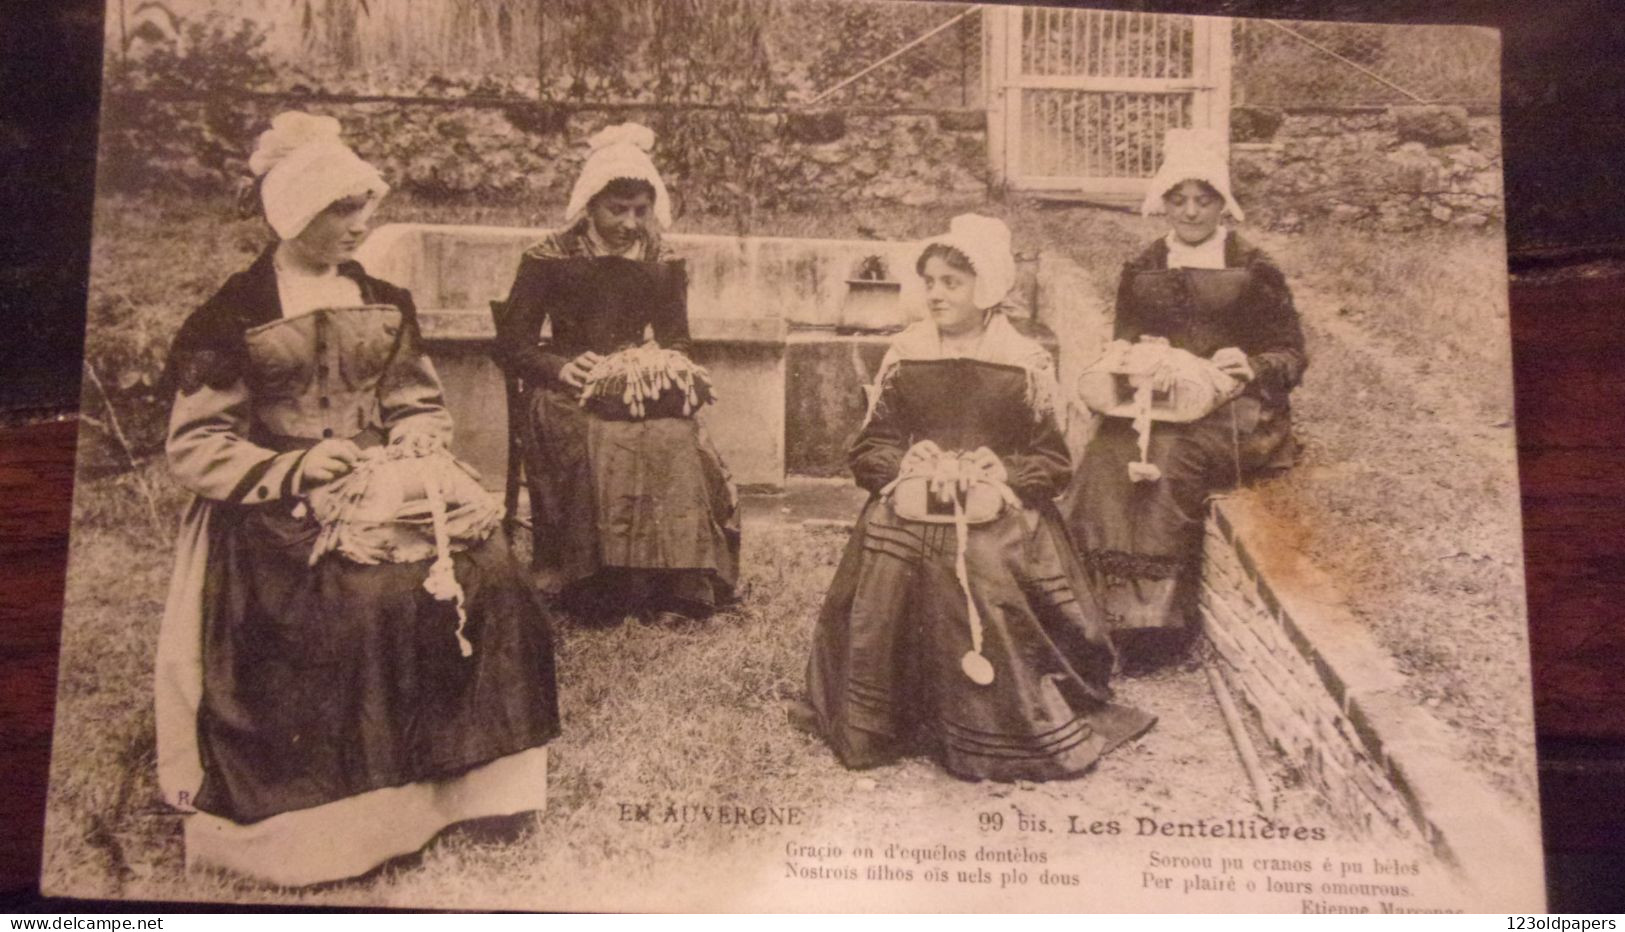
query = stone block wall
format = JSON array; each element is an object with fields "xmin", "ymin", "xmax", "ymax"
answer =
[
  {"xmin": 105, "ymin": 94, "xmax": 991, "ymax": 217},
  {"xmin": 1200, "ymin": 502, "xmax": 1415, "ymax": 837},
  {"xmin": 1201, "ymin": 497, "xmax": 1543, "ymax": 900},
  {"xmin": 1229, "ymin": 104, "xmax": 1504, "ymax": 232}
]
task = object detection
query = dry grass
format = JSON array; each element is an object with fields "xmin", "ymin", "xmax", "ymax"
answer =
[{"xmin": 1237, "ymin": 223, "xmax": 1534, "ymax": 809}]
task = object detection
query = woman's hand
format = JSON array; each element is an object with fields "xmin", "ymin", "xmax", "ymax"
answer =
[
  {"xmin": 967, "ymin": 447, "xmax": 1009, "ymax": 485},
  {"xmin": 560, "ymin": 351, "xmax": 606, "ymax": 389},
  {"xmin": 1212, "ymin": 347, "xmax": 1255, "ymax": 383},
  {"xmin": 300, "ymin": 438, "xmax": 362, "ymax": 486}
]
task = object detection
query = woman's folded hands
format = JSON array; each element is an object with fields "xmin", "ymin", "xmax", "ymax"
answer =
[
  {"xmin": 560, "ymin": 351, "xmax": 607, "ymax": 390},
  {"xmin": 1211, "ymin": 346, "xmax": 1255, "ymax": 383}
]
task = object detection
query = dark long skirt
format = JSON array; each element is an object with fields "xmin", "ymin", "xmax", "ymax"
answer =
[
  {"xmin": 804, "ymin": 498, "xmax": 1154, "ymax": 782},
  {"xmin": 1062, "ymin": 396, "xmax": 1290, "ymax": 661},
  {"xmin": 193, "ymin": 504, "xmax": 560, "ymax": 824},
  {"xmin": 520, "ymin": 385, "xmax": 739, "ymax": 617}
]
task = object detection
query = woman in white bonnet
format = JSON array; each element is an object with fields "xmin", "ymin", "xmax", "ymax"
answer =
[
  {"xmin": 797, "ymin": 214, "xmax": 1153, "ymax": 782},
  {"xmin": 494, "ymin": 122, "xmax": 739, "ymax": 626},
  {"xmin": 156, "ymin": 111, "xmax": 559, "ymax": 886},
  {"xmin": 1062, "ymin": 128, "xmax": 1307, "ymax": 670}
]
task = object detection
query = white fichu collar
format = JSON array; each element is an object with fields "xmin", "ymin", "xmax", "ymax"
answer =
[
  {"xmin": 1165, "ymin": 226, "xmax": 1230, "ymax": 270},
  {"xmin": 866, "ymin": 313, "xmax": 1058, "ymax": 427}
]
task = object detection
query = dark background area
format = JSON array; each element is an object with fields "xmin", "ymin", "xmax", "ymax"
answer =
[{"xmin": 2, "ymin": 0, "xmax": 1623, "ymax": 914}]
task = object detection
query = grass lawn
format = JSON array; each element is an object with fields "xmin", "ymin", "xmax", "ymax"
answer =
[
  {"xmin": 45, "ymin": 474, "xmax": 1363, "ymax": 907},
  {"xmin": 44, "ymin": 193, "xmax": 1524, "ymax": 905}
]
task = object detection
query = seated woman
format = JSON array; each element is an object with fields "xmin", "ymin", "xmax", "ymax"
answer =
[
  {"xmin": 799, "ymin": 215, "xmax": 1154, "ymax": 782},
  {"xmin": 1062, "ymin": 129, "xmax": 1308, "ymax": 670},
  {"xmin": 154, "ymin": 112, "xmax": 560, "ymax": 886},
  {"xmin": 493, "ymin": 123, "xmax": 738, "ymax": 626}
]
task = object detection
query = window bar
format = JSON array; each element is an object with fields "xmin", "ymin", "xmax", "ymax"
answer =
[
  {"xmin": 1104, "ymin": 93, "xmax": 1115, "ymax": 178},
  {"xmin": 1097, "ymin": 11, "xmax": 1107, "ymax": 77},
  {"xmin": 1077, "ymin": 92, "xmax": 1087, "ymax": 179},
  {"xmin": 1137, "ymin": 11, "xmax": 1148, "ymax": 79},
  {"xmin": 1069, "ymin": 8, "xmax": 1080, "ymax": 75},
  {"xmin": 1152, "ymin": 94, "xmax": 1161, "ymax": 174},
  {"xmin": 1175, "ymin": 15, "xmax": 1184, "ymax": 78},
  {"xmin": 1124, "ymin": 93, "xmax": 1133, "ymax": 178},
  {"xmin": 1127, "ymin": 11, "xmax": 1138, "ymax": 78},
  {"xmin": 1053, "ymin": 92, "xmax": 1066, "ymax": 177},
  {"xmin": 1118, "ymin": 94, "xmax": 1131, "ymax": 181},
  {"xmin": 1054, "ymin": 8, "xmax": 1064, "ymax": 77},
  {"xmin": 1021, "ymin": 7, "xmax": 1031, "ymax": 75},
  {"xmin": 1081, "ymin": 91, "xmax": 1092, "ymax": 180},
  {"xmin": 1057, "ymin": 92, "xmax": 1067, "ymax": 177},
  {"xmin": 1065, "ymin": 90, "xmax": 1077, "ymax": 180},
  {"xmin": 1090, "ymin": 9, "xmax": 1101, "ymax": 78},
  {"xmin": 1053, "ymin": 6, "xmax": 1066, "ymax": 76},
  {"xmin": 1059, "ymin": 8, "xmax": 1070, "ymax": 77},
  {"xmin": 1080, "ymin": 9, "xmax": 1090, "ymax": 78},
  {"xmin": 1101, "ymin": 93, "xmax": 1111, "ymax": 178},
  {"xmin": 1133, "ymin": 12, "xmax": 1141, "ymax": 77},
  {"xmin": 1122, "ymin": 11, "xmax": 1132, "ymax": 78},
  {"xmin": 1037, "ymin": 7, "xmax": 1046, "ymax": 76},
  {"xmin": 1030, "ymin": 91, "xmax": 1040, "ymax": 176},
  {"xmin": 1055, "ymin": 91, "xmax": 1065, "ymax": 180},
  {"xmin": 1158, "ymin": 15, "xmax": 1167, "ymax": 80},
  {"xmin": 1103, "ymin": 93, "xmax": 1113, "ymax": 179},
  {"xmin": 1140, "ymin": 12, "xmax": 1149, "ymax": 80},
  {"xmin": 1150, "ymin": 95, "xmax": 1159, "ymax": 176},
  {"xmin": 1032, "ymin": 91, "xmax": 1043, "ymax": 177},
  {"xmin": 1124, "ymin": 94, "xmax": 1134, "ymax": 177},
  {"xmin": 1113, "ymin": 12, "xmax": 1124, "ymax": 77},
  {"xmin": 1133, "ymin": 92, "xmax": 1142, "ymax": 177},
  {"xmin": 1104, "ymin": 12, "xmax": 1114, "ymax": 77},
  {"xmin": 1137, "ymin": 92, "xmax": 1147, "ymax": 177},
  {"xmin": 1153, "ymin": 94, "xmax": 1165, "ymax": 173},
  {"xmin": 1183, "ymin": 17, "xmax": 1193, "ymax": 78},
  {"xmin": 1094, "ymin": 11, "xmax": 1103, "ymax": 77},
  {"xmin": 1019, "ymin": 90, "xmax": 1030, "ymax": 177},
  {"xmin": 1085, "ymin": 92, "xmax": 1098, "ymax": 178},
  {"xmin": 1037, "ymin": 91, "xmax": 1047, "ymax": 176},
  {"xmin": 1057, "ymin": 92, "xmax": 1068, "ymax": 177}
]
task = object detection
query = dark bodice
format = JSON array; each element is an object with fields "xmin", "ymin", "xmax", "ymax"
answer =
[
  {"xmin": 884, "ymin": 359, "xmax": 1034, "ymax": 456},
  {"xmin": 852, "ymin": 356, "xmax": 1071, "ymax": 503},
  {"xmin": 1113, "ymin": 233, "xmax": 1307, "ymax": 407},
  {"xmin": 1123, "ymin": 268, "xmax": 1252, "ymax": 361},
  {"xmin": 495, "ymin": 255, "xmax": 691, "ymax": 390}
]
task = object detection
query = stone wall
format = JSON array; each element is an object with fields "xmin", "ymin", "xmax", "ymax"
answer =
[
  {"xmin": 104, "ymin": 94, "xmax": 990, "ymax": 216},
  {"xmin": 117, "ymin": 93, "xmax": 1499, "ymax": 233},
  {"xmin": 1230, "ymin": 104, "xmax": 1504, "ymax": 232},
  {"xmin": 1200, "ymin": 501, "xmax": 1415, "ymax": 838},
  {"xmin": 1201, "ymin": 496, "xmax": 1542, "ymax": 900}
]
